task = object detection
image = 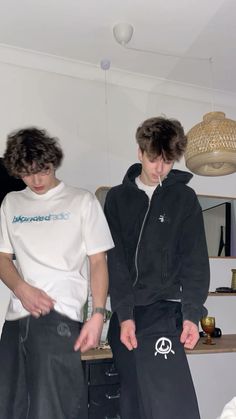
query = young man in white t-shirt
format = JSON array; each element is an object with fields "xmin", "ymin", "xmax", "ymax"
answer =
[{"xmin": 0, "ymin": 127, "xmax": 114, "ymax": 419}]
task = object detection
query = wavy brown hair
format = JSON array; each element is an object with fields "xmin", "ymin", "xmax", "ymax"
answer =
[
  {"xmin": 136, "ymin": 116, "xmax": 187, "ymax": 162},
  {"xmin": 3, "ymin": 127, "xmax": 63, "ymax": 177}
]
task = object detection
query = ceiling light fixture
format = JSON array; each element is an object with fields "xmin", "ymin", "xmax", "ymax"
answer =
[
  {"xmin": 185, "ymin": 111, "xmax": 236, "ymax": 176},
  {"xmin": 185, "ymin": 59, "xmax": 236, "ymax": 176},
  {"xmin": 113, "ymin": 23, "xmax": 134, "ymax": 46},
  {"xmin": 112, "ymin": 23, "xmax": 236, "ymax": 176}
]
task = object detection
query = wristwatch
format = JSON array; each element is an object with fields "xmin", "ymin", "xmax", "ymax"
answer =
[{"xmin": 92, "ymin": 307, "xmax": 107, "ymax": 321}]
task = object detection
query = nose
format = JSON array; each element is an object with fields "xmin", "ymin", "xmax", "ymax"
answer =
[
  {"xmin": 32, "ymin": 174, "xmax": 41, "ymax": 185},
  {"xmin": 154, "ymin": 159, "xmax": 164, "ymax": 174}
]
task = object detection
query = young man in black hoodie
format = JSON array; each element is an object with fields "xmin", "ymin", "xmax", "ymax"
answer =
[{"xmin": 104, "ymin": 116, "xmax": 210, "ymax": 419}]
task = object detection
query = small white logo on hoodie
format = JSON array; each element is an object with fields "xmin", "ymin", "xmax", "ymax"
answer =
[{"xmin": 158, "ymin": 213, "xmax": 170, "ymax": 223}]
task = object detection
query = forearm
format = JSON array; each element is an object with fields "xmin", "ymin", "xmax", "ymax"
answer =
[
  {"xmin": 74, "ymin": 252, "xmax": 109, "ymax": 352},
  {"xmin": 0, "ymin": 252, "xmax": 25, "ymax": 295},
  {"xmin": 89, "ymin": 252, "xmax": 109, "ymax": 310}
]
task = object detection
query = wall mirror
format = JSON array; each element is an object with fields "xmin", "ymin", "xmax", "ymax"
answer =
[
  {"xmin": 197, "ymin": 195, "xmax": 236, "ymax": 258},
  {"xmin": 95, "ymin": 188, "xmax": 236, "ymax": 258}
]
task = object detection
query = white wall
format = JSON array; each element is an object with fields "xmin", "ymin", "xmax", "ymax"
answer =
[
  {"xmin": 0, "ymin": 45, "xmax": 236, "ymax": 419},
  {"xmin": 187, "ymin": 257, "xmax": 236, "ymax": 419}
]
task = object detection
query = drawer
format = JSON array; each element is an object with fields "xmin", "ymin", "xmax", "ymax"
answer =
[
  {"xmin": 89, "ymin": 383, "xmax": 120, "ymax": 406},
  {"xmin": 89, "ymin": 362, "xmax": 119, "ymax": 385},
  {"xmin": 89, "ymin": 384, "xmax": 120, "ymax": 419}
]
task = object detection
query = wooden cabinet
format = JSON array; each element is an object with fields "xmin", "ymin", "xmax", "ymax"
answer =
[{"xmin": 82, "ymin": 355, "xmax": 120, "ymax": 419}]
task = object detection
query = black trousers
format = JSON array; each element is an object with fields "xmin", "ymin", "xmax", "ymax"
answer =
[
  {"xmin": 0, "ymin": 311, "xmax": 87, "ymax": 419},
  {"xmin": 108, "ymin": 300, "xmax": 201, "ymax": 419}
]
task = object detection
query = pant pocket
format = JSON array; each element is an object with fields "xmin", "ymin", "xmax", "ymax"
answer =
[{"xmin": 28, "ymin": 351, "xmax": 86, "ymax": 419}]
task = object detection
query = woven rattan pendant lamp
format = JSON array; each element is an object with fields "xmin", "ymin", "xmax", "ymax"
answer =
[{"xmin": 185, "ymin": 111, "xmax": 236, "ymax": 176}]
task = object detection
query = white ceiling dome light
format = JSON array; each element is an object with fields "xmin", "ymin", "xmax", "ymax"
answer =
[{"xmin": 113, "ymin": 22, "xmax": 134, "ymax": 46}]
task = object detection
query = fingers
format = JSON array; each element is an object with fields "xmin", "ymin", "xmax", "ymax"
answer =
[
  {"xmin": 34, "ymin": 291, "xmax": 55, "ymax": 317},
  {"xmin": 180, "ymin": 320, "xmax": 200, "ymax": 349},
  {"xmin": 31, "ymin": 308, "xmax": 50, "ymax": 318},
  {"xmin": 130, "ymin": 333, "xmax": 138, "ymax": 349},
  {"xmin": 30, "ymin": 297, "xmax": 54, "ymax": 317},
  {"xmin": 120, "ymin": 329, "xmax": 138, "ymax": 350},
  {"xmin": 183, "ymin": 334, "xmax": 199, "ymax": 349},
  {"xmin": 31, "ymin": 311, "xmax": 41, "ymax": 319},
  {"xmin": 120, "ymin": 319, "xmax": 138, "ymax": 351},
  {"xmin": 74, "ymin": 321, "xmax": 101, "ymax": 352},
  {"xmin": 180, "ymin": 328, "xmax": 188, "ymax": 344},
  {"xmin": 121, "ymin": 333, "xmax": 138, "ymax": 350},
  {"xmin": 78, "ymin": 339, "xmax": 93, "ymax": 353},
  {"xmin": 74, "ymin": 335, "xmax": 93, "ymax": 353}
]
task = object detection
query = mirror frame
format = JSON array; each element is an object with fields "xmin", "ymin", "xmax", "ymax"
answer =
[{"xmin": 198, "ymin": 194, "xmax": 236, "ymax": 259}]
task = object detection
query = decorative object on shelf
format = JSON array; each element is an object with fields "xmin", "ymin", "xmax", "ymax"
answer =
[
  {"xmin": 215, "ymin": 286, "xmax": 233, "ymax": 293},
  {"xmin": 199, "ymin": 327, "xmax": 222, "ymax": 338},
  {"xmin": 231, "ymin": 269, "xmax": 236, "ymax": 291},
  {"xmin": 200, "ymin": 316, "xmax": 216, "ymax": 345},
  {"xmin": 185, "ymin": 112, "xmax": 236, "ymax": 176}
]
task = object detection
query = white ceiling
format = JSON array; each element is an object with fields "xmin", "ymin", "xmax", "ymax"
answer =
[{"xmin": 0, "ymin": 0, "xmax": 236, "ymax": 93}]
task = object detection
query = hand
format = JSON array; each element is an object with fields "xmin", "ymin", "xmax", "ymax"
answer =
[
  {"xmin": 180, "ymin": 320, "xmax": 199, "ymax": 349},
  {"xmin": 74, "ymin": 313, "xmax": 104, "ymax": 353},
  {"xmin": 14, "ymin": 281, "xmax": 55, "ymax": 318},
  {"xmin": 120, "ymin": 319, "xmax": 138, "ymax": 351}
]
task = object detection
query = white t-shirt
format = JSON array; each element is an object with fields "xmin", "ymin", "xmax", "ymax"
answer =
[
  {"xmin": 135, "ymin": 176, "xmax": 157, "ymax": 200},
  {"xmin": 219, "ymin": 397, "xmax": 236, "ymax": 419},
  {"xmin": 0, "ymin": 182, "xmax": 114, "ymax": 322}
]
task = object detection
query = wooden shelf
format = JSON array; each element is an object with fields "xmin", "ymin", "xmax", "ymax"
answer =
[
  {"xmin": 82, "ymin": 334, "xmax": 236, "ymax": 360},
  {"xmin": 186, "ymin": 334, "xmax": 236, "ymax": 355},
  {"xmin": 82, "ymin": 347, "xmax": 113, "ymax": 361}
]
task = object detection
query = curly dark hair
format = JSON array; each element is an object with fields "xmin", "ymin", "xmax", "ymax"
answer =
[
  {"xmin": 3, "ymin": 127, "xmax": 64, "ymax": 177},
  {"xmin": 136, "ymin": 116, "xmax": 187, "ymax": 161}
]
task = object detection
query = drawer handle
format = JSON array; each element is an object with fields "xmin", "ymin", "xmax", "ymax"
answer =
[
  {"xmin": 105, "ymin": 391, "xmax": 120, "ymax": 400},
  {"xmin": 105, "ymin": 370, "xmax": 119, "ymax": 377}
]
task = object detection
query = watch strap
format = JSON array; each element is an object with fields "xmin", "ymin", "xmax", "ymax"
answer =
[{"xmin": 92, "ymin": 307, "xmax": 107, "ymax": 316}]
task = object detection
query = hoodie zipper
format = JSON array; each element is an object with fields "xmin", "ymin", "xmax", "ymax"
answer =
[{"xmin": 133, "ymin": 199, "xmax": 151, "ymax": 287}]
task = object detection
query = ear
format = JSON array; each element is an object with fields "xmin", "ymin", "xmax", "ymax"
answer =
[{"xmin": 138, "ymin": 148, "xmax": 143, "ymax": 162}]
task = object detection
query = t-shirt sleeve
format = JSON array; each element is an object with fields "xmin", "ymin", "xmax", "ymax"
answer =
[
  {"xmin": 82, "ymin": 192, "xmax": 114, "ymax": 255},
  {"xmin": 0, "ymin": 197, "xmax": 14, "ymax": 254}
]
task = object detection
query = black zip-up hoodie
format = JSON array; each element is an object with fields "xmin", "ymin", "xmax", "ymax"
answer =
[{"xmin": 104, "ymin": 163, "xmax": 210, "ymax": 326}]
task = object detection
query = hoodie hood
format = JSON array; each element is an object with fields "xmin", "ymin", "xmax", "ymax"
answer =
[{"xmin": 123, "ymin": 163, "xmax": 193, "ymax": 188}]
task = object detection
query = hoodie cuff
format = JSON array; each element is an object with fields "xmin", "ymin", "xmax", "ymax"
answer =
[
  {"xmin": 182, "ymin": 305, "xmax": 208, "ymax": 326},
  {"xmin": 116, "ymin": 305, "xmax": 134, "ymax": 323}
]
